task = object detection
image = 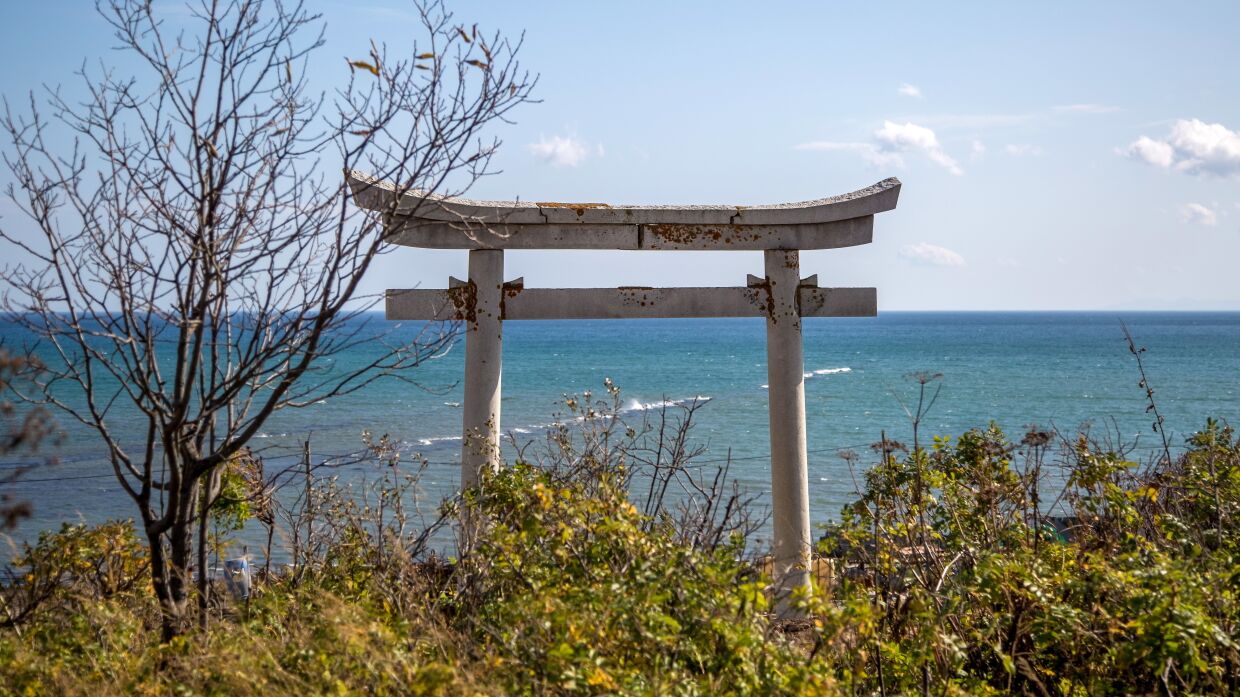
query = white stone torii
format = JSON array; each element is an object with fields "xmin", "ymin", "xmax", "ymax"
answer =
[{"xmin": 349, "ymin": 172, "xmax": 901, "ymax": 614}]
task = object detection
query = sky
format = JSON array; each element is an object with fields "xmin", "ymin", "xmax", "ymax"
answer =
[{"xmin": 1, "ymin": 1, "xmax": 1238, "ymax": 310}]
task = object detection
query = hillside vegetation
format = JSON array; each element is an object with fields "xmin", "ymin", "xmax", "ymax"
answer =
[{"xmin": 1, "ymin": 400, "xmax": 1238, "ymax": 695}]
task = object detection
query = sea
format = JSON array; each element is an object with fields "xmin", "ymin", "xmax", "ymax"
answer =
[{"xmin": 3, "ymin": 312, "xmax": 1238, "ymax": 555}]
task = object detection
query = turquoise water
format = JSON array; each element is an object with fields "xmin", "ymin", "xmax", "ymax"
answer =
[{"xmin": 3, "ymin": 312, "xmax": 1238, "ymax": 549}]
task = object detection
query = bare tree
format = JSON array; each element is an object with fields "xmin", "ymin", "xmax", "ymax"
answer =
[{"xmin": 0, "ymin": 0, "xmax": 533, "ymax": 639}]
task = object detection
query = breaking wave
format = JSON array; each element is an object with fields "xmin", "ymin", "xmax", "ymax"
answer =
[
  {"xmin": 410, "ymin": 395, "xmax": 713, "ymax": 450},
  {"xmin": 620, "ymin": 396, "xmax": 712, "ymax": 412},
  {"xmin": 415, "ymin": 435, "xmax": 462, "ymax": 447},
  {"xmin": 762, "ymin": 367, "xmax": 851, "ymax": 389}
]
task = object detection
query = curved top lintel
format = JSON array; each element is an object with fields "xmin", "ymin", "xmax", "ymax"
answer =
[{"xmin": 347, "ymin": 170, "xmax": 900, "ymax": 226}]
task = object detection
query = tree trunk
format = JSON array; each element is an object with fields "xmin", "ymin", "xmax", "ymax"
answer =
[
  {"xmin": 165, "ymin": 513, "xmax": 194, "ymax": 639},
  {"xmin": 147, "ymin": 461, "xmax": 201, "ymax": 642},
  {"xmin": 147, "ymin": 527, "xmax": 188, "ymax": 642}
]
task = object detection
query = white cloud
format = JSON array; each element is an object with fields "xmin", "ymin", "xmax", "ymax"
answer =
[
  {"xmin": 1005, "ymin": 144, "xmax": 1042, "ymax": 157},
  {"xmin": 897, "ymin": 83, "xmax": 923, "ymax": 98},
  {"xmin": 798, "ymin": 121, "xmax": 962, "ymax": 175},
  {"xmin": 1180, "ymin": 202, "xmax": 1218, "ymax": 226},
  {"xmin": 970, "ymin": 140, "xmax": 986, "ymax": 160},
  {"xmin": 528, "ymin": 135, "xmax": 594, "ymax": 167},
  {"xmin": 899, "ymin": 242, "xmax": 965, "ymax": 267},
  {"xmin": 1122, "ymin": 119, "xmax": 1240, "ymax": 176},
  {"xmin": 1053, "ymin": 103, "xmax": 1120, "ymax": 115},
  {"xmin": 875, "ymin": 120, "xmax": 939, "ymax": 150},
  {"xmin": 874, "ymin": 121, "xmax": 963, "ymax": 175},
  {"xmin": 1124, "ymin": 136, "xmax": 1175, "ymax": 168}
]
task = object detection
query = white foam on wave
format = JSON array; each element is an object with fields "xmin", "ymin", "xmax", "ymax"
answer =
[
  {"xmin": 414, "ymin": 395, "xmax": 713, "ymax": 448},
  {"xmin": 416, "ymin": 435, "xmax": 462, "ymax": 446},
  {"xmin": 621, "ymin": 396, "xmax": 712, "ymax": 412},
  {"xmin": 761, "ymin": 367, "xmax": 851, "ymax": 389}
]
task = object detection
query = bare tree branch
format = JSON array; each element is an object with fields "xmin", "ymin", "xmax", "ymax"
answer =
[{"xmin": 0, "ymin": 0, "xmax": 534, "ymax": 639}]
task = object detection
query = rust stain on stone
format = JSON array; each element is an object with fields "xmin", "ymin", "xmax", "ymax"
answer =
[
  {"xmin": 646, "ymin": 224, "xmax": 720, "ymax": 245},
  {"xmin": 536, "ymin": 201, "xmax": 613, "ymax": 217},
  {"xmin": 643, "ymin": 223, "xmax": 750, "ymax": 246},
  {"xmin": 447, "ymin": 283, "xmax": 477, "ymax": 325},
  {"xmin": 499, "ymin": 281, "xmax": 523, "ymax": 320},
  {"xmin": 618, "ymin": 287, "xmax": 657, "ymax": 309},
  {"xmin": 748, "ymin": 278, "xmax": 777, "ymax": 322}
]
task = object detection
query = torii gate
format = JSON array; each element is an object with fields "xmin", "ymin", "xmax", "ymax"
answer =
[{"xmin": 349, "ymin": 171, "xmax": 900, "ymax": 613}]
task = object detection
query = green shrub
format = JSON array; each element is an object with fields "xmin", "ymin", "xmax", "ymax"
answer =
[
  {"xmin": 2, "ymin": 418, "xmax": 1238, "ymax": 695},
  {"xmin": 819, "ymin": 423, "xmax": 1240, "ymax": 695},
  {"xmin": 453, "ymin": 462, "xmax": 833, "ymax": 695}
]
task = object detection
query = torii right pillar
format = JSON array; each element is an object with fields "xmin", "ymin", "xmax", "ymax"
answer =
[{"xmin": 763, "ymin": 249, "xmax": 812, "ymax": 616}]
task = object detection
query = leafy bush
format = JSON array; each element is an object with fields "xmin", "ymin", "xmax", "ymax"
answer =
[
  {"xmin": 817, "ymin": 422, "xmax": 1240, "ymax": 695},
  {"xmin": 1, "ymin": 520, "xmax": 148, "ymax": 624},
  {"xmin": 453, "ymin": 462, "xmax": 832, "ymax": 694},
  {"xmin": 2, "ymin": 411, "xmax": 1239, "ymax": 695}
]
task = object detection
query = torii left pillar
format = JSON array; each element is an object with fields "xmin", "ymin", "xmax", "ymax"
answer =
[
  {"xmin": 763, "ymin": 249, "xmax": 812, "ymax": 616},
  {"xmin": 461, "ymin": 249, "xmax": 504, "ymax": 487}
]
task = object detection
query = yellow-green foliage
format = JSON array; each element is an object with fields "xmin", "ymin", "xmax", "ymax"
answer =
[
  {"xmin": 0, "ymin": 523, "xmax": 482, "ymax": 696},
  {"xmin": 2, "ymin": 421, "xmax": 1239, "ymax": 695},
  {"xmin": 1, "ymin": 585, "xmax": 478, "ymax": 696},
  {"xmin": 0, "ymin": 466, "xmax": 835, "ymax": 695},
  {"xmin": 1, "ymin": 521, "xmax": 152, "ymax": 694},
  {"xmin": 454, "ymin": 463, "xmax": 832, "ymax": 695},
  {"xmin": 818, "ymin": 421, "xmax": 1240, "ymax": 695}
]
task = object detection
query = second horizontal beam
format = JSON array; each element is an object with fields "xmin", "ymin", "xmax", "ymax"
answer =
[{"xmin": 386, "ymin": 286, "xmax": 876, "ymax": 321}]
